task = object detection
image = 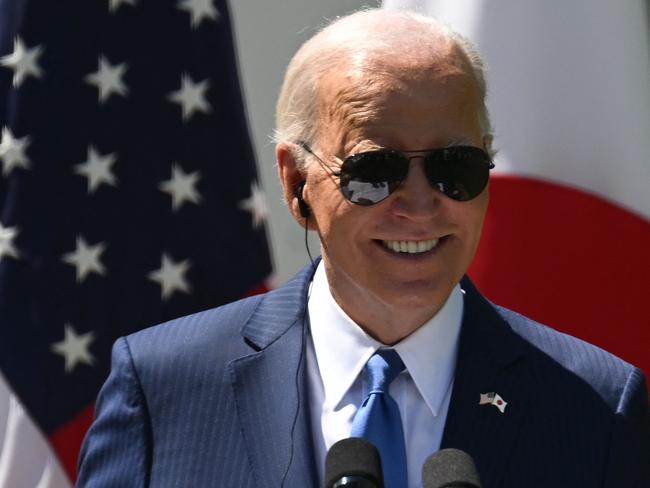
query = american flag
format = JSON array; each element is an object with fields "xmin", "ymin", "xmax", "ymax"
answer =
[{"xmin": 0, "ymin": 0, "xmax": 272, "ymax": 484}]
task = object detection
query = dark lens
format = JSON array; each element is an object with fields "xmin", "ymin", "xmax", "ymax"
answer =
[
  {"xmin": 339, "ymin": 150, "xmax": 409, "ymax": 205},
  {"xmin": 423, "ymin": 146, "xmax": 491, "ymax": 201}
]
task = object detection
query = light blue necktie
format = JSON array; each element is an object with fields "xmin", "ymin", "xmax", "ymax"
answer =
[{"xmin": 350, "ymin": 349, "xmax": 408, "ymax": 488}]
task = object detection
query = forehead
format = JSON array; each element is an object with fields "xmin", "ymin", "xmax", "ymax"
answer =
[{"xmin": 315, "ymin": 52, "xmax": 481, "ymax": 152}]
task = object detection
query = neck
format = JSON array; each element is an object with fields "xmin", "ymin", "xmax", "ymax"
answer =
[{"xmin": 331, "ymin": 290, "xmax": 441, "ymax": 345}]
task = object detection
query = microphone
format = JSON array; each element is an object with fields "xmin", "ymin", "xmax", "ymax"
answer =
[
  {"xmin": 422, "ymin": 449, "xmax": 482, "ymax": 488},
  {"xmin": 324, "ymin": 437, "xmax": 384, "ymax": 488}
]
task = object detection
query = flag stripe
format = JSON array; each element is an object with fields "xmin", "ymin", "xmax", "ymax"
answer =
[
  {"xmin": 49, "ymin": 404, "xmax": 95, "ymax": 481},
  {"xmin": 0, "ymin": 374, "xmax": 71, "ymax": 486}
]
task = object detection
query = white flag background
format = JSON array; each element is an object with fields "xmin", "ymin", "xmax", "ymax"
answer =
[
  {"xmin": 383, "ymin": 0, "xmax": 650, "ymax": 380},
  {"xmin": 0, "ymin": 373, "xmax": 70, "ymax": 488}
]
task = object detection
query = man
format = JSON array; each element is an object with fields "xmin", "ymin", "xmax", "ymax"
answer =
[{"xmin": 77, "ymin": 9, "xmax": 650, "ymax": 487}]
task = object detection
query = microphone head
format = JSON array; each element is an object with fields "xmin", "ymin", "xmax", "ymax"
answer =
[
  {"xmin": 422, "ymin": 448, "xmax": 482, "ymax": 488},
  {"xmin": 325, "ymin": 437, "xmax": 384, "ymax": 488}
]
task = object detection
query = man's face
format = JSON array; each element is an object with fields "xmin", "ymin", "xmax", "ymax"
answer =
[{"xmin": 301, "ymin": 55, "xmax": 489, "ymax": 335}]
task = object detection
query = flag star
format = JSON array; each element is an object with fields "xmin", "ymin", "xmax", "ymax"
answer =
[
  {"xmin": 167, "ymin": 73, "xmax": 211, "ymax": 122},
  {"xmin": 51, "ymin": 324, "xmax": 95, "ymax": 374},
  {"xmin": 0, "ymin": 127, "xmax": 31, "ymax": 175},
  {"xmin": 109, "ymin": 0, "xmax": 138, "ymax": 13},
  {"xmin": 75, "ymin": 145, "xmax": 118, "ymax": 193},
  {"xmin": 62, "ymin": 236, "xmax": 107, "ymax": 283},
  {"xmin": 0, "ymin": 37, "xmax": 44, "ymax": 87},
  {"xmin": 177, "ymin": 0, "xmax": 220, "ymax": 28},
  {"xmin": 148, "ymin": 253, "xmax": 192, "ymax": 300},
  {"xmin": 0, "ymin": 223, "xmax": 20, "ymax": 262},
  {"xmin": 239, "ymin": 181, "xmax": 269, "ymax": 229},
  {"xmin": 85, "ymin": 56, "xmax": 128, "ymax": 104},
  {"xmin": 159, "ymin": 163, "xmax": 202, "ymax": 211}
]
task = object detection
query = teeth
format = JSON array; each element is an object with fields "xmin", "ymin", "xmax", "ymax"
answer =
[{"xmin": 383, "ymin": 238, "xmax": 439, "ymax": 254}]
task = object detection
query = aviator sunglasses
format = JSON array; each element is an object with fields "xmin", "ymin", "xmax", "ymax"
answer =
[{"xmin": 299, "ymin": 142, "xmax": 494, "ymax": 205}]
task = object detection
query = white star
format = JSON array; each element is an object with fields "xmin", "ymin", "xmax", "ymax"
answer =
[
  {"xmin": 85, "ymin": 56, "xmax": 128, "ymax": 104},
  {"xmin": 177, "ymin": 0, "xmax": 220, "ymax": 28},
  {"xmin": 159, "ymin": 163, "xmax": 202, "ymax": 211},
  {"xmin": 148, "ymin": 253, "xmax": 192, "ymax": 301},
  {"xmin": 239, "ymin": 181, "xmax": 269, "ymax": 228},
  {"xmin": 0, "ymin": 127, "xmax": 31, "ymax": 176},
  {"xmin": 51, "ymin": 324, "xmax": 95, "ymax": 374},
  {"xmin": 109, "ymin": 0, "xmax": 138, "ymax": 13},
  {"xmin": 0, "ymin": 223, "xmax": 20, "ymax": 262},
  {"xmin": 0, "ymin": 37, "xmax": 44, "ymax": 87},
  {"xmin": 167, "ymin": 73, "xmax": 211, "ymax": 122},
  {"xmin": 74, "ymin": 145, "xmax": 118, "ymax": 193},
  {"xmin": 62, "ymin": 236, "xmax": 107, "ymax": 283}
]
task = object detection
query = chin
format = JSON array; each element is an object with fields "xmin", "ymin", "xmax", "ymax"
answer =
[{"xmin": 377, "ymin": 277, "xmax": 452, "ymax": 309}]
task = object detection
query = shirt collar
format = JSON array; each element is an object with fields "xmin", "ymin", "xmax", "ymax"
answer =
[{"xmin": 308, "ymin": 262, "xmax": 464, "ymax": 417}]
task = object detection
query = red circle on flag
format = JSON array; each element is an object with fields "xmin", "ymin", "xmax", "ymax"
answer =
[{"xmin": 469, "ymin": 176, "xmax": 650, "ymax": 384}]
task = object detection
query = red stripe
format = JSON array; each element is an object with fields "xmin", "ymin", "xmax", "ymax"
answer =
[
  {"xmin": 243, "ymin": 281, "xmax": 271, "ymax": 297},
  {"xmin": 469, "ymin": 176, "xmax": 650, "ymax": 383},
  {"xmin": 48, "ymin": 403, "xmax": 95, "ymax": 482}
]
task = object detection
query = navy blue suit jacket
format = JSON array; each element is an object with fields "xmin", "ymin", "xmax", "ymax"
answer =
[{"xmin": 77, "ymin": 263, "xmax": 650, "ymax": 487}]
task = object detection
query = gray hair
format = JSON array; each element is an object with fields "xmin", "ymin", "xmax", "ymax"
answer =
[{"xmin": 274, "ymin": 8, "xmax": 493, "ymax": 166}]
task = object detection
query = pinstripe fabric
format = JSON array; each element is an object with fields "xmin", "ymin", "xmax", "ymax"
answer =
[
  {"xmin": 77, "ymin": 263, "xmax": 649, "ymax": 487},
  {"xmin": 442, "ymin": 278, "xmax": 650, "ymax": 487}
]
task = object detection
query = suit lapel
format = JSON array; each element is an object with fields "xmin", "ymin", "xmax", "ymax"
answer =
[
  {"xmin": 229, "ymin": 264, "xmax": 318, "ymax": 487},
  {"xmin": 441, "ymin": 278, "xmax": 531, "ymax": 488}
]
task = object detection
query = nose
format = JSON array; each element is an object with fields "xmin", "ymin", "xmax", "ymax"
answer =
[{"xmin": 388, "ymin": 158, "xmax": 440, "ymax": 221}]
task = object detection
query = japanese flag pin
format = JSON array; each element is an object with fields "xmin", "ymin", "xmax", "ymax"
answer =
[{"xmin": 479, "ymin": 392, "xmax": 507, "ymax": 413}]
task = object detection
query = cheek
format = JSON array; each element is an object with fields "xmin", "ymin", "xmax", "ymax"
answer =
[
  {"xmin": 449, "ymin": 194, "xmax": 489, "ymax": 241},
  {"xmin": 470, "ymin": 194, "xmax": 489, "ymax": 224},
  {"xmin": 474, "ymin": 191, "xmax": 490, "ymax": 229},
  {"xmin": 311, "ymin": 195, "xmax": 377, "ymax": 247},
  {"xmin": 308, "ymin": 187, "xmax": 349, "ymax": 234},
  {"xmin": 465, "ymin": 198, "xmax": 489, "ymax": 252}
]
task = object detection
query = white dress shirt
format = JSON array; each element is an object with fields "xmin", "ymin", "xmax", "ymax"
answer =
[{"xmin": 306, "ymin": 262, "xmax": 464, "ymax": 488}]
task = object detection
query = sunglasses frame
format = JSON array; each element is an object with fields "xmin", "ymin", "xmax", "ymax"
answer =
[{"xmin": 298, "ymin": 141, "xmax": 494, "ymax": 205}]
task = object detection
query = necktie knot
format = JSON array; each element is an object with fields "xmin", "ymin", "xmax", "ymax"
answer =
[{"xmin": 365, "ymin": 349, "xmax": 405, "ymax": 396}]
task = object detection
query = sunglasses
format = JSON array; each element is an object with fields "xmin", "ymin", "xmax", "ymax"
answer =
[{"xmin": 299, "ymin": 142, "xmax": 494, "ymax": 205}]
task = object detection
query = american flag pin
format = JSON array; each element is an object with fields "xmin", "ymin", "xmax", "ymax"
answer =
[{"xmin": 479, "ymin": 392, "xmax": 507, "ymax": 413}]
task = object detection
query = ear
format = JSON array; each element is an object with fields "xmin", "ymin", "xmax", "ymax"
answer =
[{"xmin": 276, "ymin": 142, "xmax": 317, "ymax": 229}]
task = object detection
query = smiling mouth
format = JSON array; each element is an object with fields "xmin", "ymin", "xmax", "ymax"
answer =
[{"xmin": 380, "ymin": 238, "xmax": 441, "ymax": 254}]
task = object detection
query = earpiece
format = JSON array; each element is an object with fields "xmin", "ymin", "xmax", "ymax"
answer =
[
  {"xmin": 295, "ymin": 181, "xmax": 311, "ymax": 218},
  {"xmin": 295, "ymin": 180, "xmax": 315, "ymax": 266}
]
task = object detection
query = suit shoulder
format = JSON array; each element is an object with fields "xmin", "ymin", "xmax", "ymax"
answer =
[
  {"xmin": 124, "ymin": 293, "xmax": 265, "ymax": 364},
  {"xmin": 495, "ymin": 305, "xmax": 643, "ymax": 405},
  {"xmin": 124, "ymin": 264, "xmax": 314, "ymax": 352}
]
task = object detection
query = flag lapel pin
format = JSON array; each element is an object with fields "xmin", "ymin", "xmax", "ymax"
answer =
[{"xmin": 479, "ymin": 392, "xmax": 507, "ymax": 413}]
